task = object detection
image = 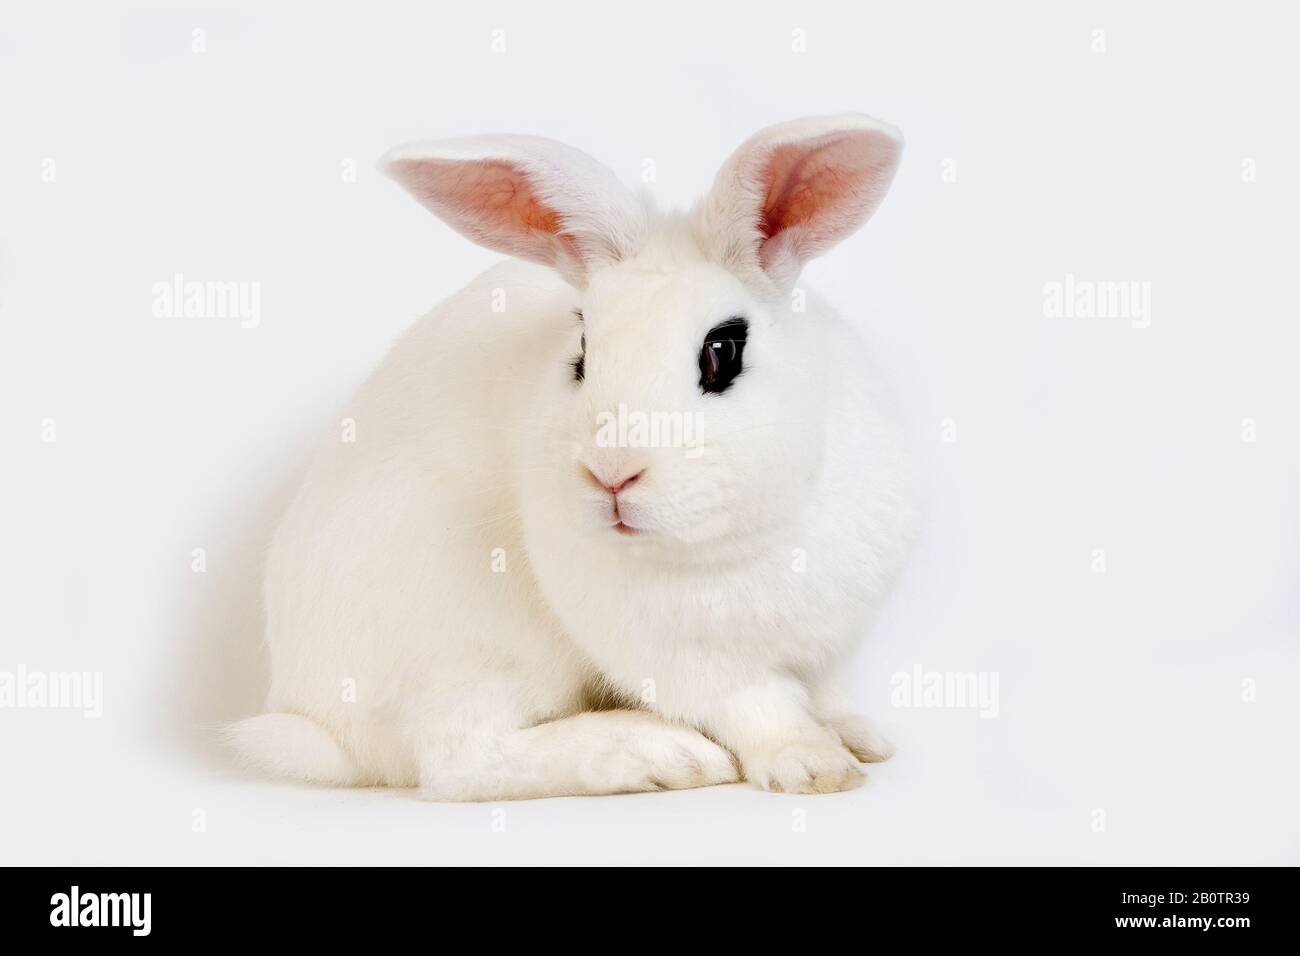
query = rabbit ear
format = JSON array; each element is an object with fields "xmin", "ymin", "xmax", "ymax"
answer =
[
  {"xmin": 699, "ymin": 114, "xmax": 903, "ymax": 290},
  {"xmin": 381, "ymin": 135, "xmax": 645, "ymax": 286}
]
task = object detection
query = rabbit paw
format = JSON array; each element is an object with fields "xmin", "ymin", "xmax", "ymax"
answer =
[
  {"xmin": 587, "ymin": 726, "xmax": 739, "ymax": 793},
  {"xmin": 743, "ymin": 738, "xmax": 865, "ymax": 794},
  {"xmin": 826, "ymin": 714, "xmax": 895, "ymax": 763}
]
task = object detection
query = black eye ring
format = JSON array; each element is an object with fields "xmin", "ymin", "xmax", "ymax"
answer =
[
  {"xmin": 570, "ymin": 309, "xmax": 585, "ymax": 384},
  {"xmin": 699, "ymin": 318, "xmax": 747, "ymax": 394},
  {"xmin": 572, "ymin": 331, "xmax": 585, "ymax": 384}
]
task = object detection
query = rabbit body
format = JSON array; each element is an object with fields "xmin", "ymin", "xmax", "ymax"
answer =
[{"xmin": 228, "ymin": 115, "xmax": 911, "ymax": 798}]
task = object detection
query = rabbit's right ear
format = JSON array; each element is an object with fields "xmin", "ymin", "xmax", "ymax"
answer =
[
  {"xmin": 381, "ymin": 135, "xmax": 645, "ymax": 287},
  {"xmin": 698, "ymin": 114, "xmax": 903, "ymax": 292}
]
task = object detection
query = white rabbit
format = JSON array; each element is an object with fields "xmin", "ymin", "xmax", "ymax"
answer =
[{"xmin": 226, "ymin": 114, "xmax": 912, "ymax": 798}]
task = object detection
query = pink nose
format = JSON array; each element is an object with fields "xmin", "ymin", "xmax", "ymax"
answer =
[{"xmin": 585, "ymin": 467, "xmax": 645, "ymax": 495}]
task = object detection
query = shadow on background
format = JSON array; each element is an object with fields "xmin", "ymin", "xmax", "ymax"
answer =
[{"xmin": 156, "ymin": 437, "xmax": 315, "ymax": 772}]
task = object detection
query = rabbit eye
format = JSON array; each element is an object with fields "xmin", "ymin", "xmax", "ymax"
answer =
[
  {"xmin": 699, "ymin": 318, "xmax": 747, "ymax": 394},
  {"xmin": 572, "ymin": 332, "xmax": 585, "ymax": 384},
  {"xmin": 569, "ymin": 309, "xmax": 586, "ymax": 384}
]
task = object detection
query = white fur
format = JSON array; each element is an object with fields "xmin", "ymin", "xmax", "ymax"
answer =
[{"xmin": 227, "ymin": 114, "xmax": 911, "ymax": 798}]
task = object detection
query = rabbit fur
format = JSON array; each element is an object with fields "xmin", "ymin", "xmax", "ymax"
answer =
[{"xmin": 225, "ymin": 114, "xmax": 912, "ymax": 798}]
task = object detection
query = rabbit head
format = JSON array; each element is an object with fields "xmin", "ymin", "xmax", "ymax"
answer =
[{"xmin": 382, "ymin": 115, "xmax": 902, "ymax": 556}]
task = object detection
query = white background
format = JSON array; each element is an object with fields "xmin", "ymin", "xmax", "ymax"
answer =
[{"xmin": 2, "ymin": 0, "xmax": 1298, "ymax": 865}]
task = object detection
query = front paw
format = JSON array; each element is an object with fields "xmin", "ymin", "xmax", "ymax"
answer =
[
  {"xmin": 827, "ymin": 714, "xmax": 895, "ymax": 763},
  {"xmin": 586, "ymin": 724, "xmax": 740, "ymax": 794},
  {"xmin": 742, "ymin": 738, "xmax": 865, "ymax": 794}
]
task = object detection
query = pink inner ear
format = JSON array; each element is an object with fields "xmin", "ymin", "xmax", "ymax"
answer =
[
  {"xmin": 448, "ymin": 160, "xmax": 564, "ymax": 234},
  {"xmin": 389, "ymin": 157, "xmax": 581, "ymax": 267},
  {"xmin": 757, "ymin": 130, "xmax": 895, "ymax": 270}
]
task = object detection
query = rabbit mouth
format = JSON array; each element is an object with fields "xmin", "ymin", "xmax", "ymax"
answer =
[{"xmin": 612, "ymin": 521, "xmax": 641, "ymax": 536}]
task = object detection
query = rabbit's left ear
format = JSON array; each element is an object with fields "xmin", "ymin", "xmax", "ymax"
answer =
[
  {"xmin": 699, "ymin": 114, "xmax": 903, "ymax": 290},
  {"xmin": 381, "ymin": 135, "xmax": 645, "ymax": 287}
]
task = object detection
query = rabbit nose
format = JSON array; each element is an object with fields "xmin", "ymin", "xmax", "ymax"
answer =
[{"xmin": 583, "ymin": 465, "xmax": 645, "ymax": 495}]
